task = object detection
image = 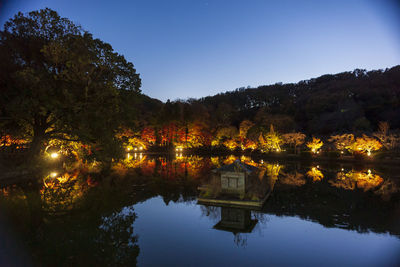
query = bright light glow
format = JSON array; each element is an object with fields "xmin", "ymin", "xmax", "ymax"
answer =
[
  {"xmin": 50, "ymin": 152, "xmax": 59, "ymax": 159},
  {"xmin": 368, "ymin": 169, "xmax": 371, "ymax": 174},
  {"xmin": 139, "ymin": 153, "xmax": 143, "ymax": 159},
  {"xmin": 50, "ymin": 172, "xmax": 57, "ymax": 178},
  {"xmin": 134, "ymin": 153, "xmax": 137, "ymax": 159},
  {"xmin": 127, "ymin": 147, "xmax": 131, "ymax": 151},
  {"xmin": 317, "ymin": 165, "xmax": 319, "ymax": 169},
  {"xmin": 341, "ymin": 151, "xmax": 344, "ymax": 154},
  {"xmin": 134, "ymin": 148, "xmax": 138, "ymax": 151},
  {"xmin": 127, "ymin": 153, "xmax": 130, "ymax": 160},
  {"xmin": 341, "ymin": 168, "xmax": 344, "ymax": 171},
  {"xmin": 367, "ymin": 151, "xmax": 371, "ymax": 156},
  {"xmin": 260, "ymin": 160, "xmax": 264, "ymax": 164},
  {"xmin": 139, "ymin": 146, "xmax": 143, "ymax": 150},
  {"xmin": 312, "ymin": 148, "xmax": 316, "ymax": 153},
  {"xmin": 176, "ymin": 148, "xmax": 179, "ymax": 152}
]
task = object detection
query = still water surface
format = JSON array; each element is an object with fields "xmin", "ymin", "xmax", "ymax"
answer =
[{"xmin": 0, "ymin": 155, "xmax": 399, "ymax": 266}]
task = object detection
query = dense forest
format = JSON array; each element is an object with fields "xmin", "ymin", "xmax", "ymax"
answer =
[{"xmin": 145, "ymin": 65, "xmax": 400, "ymax": 135}]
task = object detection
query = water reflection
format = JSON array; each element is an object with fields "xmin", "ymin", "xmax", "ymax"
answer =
[
  {"xmin": 306, "ymin": 166, "xmax": 324, "ymax": 182},
  {"xmin": 0, "ymin": 155, "xmax": 399, "ymax": 265}
]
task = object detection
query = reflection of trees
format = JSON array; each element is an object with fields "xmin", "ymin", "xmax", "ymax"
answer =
[
  {"xmin": 0, "ymin": 172, "xmax": 141, "ymax": 266},
  {"xmin": 223, "ymin": 155, "xmax": 237, "ymax": 165},
  {"xmin": 279, "ymin": 171, "xmax": 306, "ymax": 186},
  {"xmin": 374, "ymin": 179, "xmax": 400, "ymax": 201},
  {"xmin": 2, "ymin": 156, "xmax": 399, "ymax": 264},
  {"xmin": 119, "ymin": 155, "xmax": 213, "ymax": 181},
  {"xmin": 264, "ymin": 178, "xmax": 400, "ymax": 237},
  {"xmin": 258, "ymin": 163, "xmax": 282, "ymax": 181},
  {"xmin": 41, "ymin": 171, "xmax": 86, "ymax": 213},
  {"xmin": 199, "ymin": 205, "xmax": 220, "ymax": 223},
  {"xmin": 98, "ymin": 205, "xmax": 139, "ymax": 266},
  {"xmin": 234, "ymin": 233, "xmax": 247, "ymax": 247},
  {"xmin": 329, "ymin": 170, "xmax": 383, "ymax": 192},
  {"xmin": 306, "ymin": 167, "xmax": 324, "ymax": 182}
]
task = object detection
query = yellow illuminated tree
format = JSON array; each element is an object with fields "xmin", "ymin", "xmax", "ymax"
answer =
[
  {"xmin": 282, "ymin": 132, "xmax": 306, "ymax": 153},
  {"xmin": 223, "ymin": 139, "xmax": 239, "ymax": 150},
  {"xmin": 239, "ymin": 120, "xmax": 254, "ymax": 139},
  {"xmin": 306, "ymin": 137, "xmax": 323, "ymax": 153},
  {"xmin": 259, "ymin": 125, "xmax": 283, "ymax": 152},
  {"xmin": 353, "ymin": 135, "xmax": 382, "ymax": 155},
  {"xmin": 373, "ymin": 121, "xmax": 400, "ymax": 150},
  {"xmin": 328, "ymin": 134, "xmax": 355, "ymax": 153}
]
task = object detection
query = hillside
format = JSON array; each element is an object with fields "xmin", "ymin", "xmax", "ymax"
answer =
[{"xmin": 162, "ymin": 65, "xmax": 400, "ymax": 134}]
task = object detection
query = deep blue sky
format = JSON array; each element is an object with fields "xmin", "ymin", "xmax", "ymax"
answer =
[{"xmin": 1, "ymin": 0, "xmax": 400, "ymax": 101}]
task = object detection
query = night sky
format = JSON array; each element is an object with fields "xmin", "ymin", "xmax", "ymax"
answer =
[{"xmin": 1, "ymin": 0, "xmax": 400, "ymax": 101}]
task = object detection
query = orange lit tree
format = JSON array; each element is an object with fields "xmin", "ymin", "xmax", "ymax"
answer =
[
  {"xmin": 239, "ymin": 120, "xmax": 254, "ymax": 149},
  {"xmin": 0, "ymin": 135, "xmax": 27, "ymax": 149},
  {"xmin": 141, "ymin": 127, "xmax": 156, "ymax": 145},
  {"xmin": 186, "ymin": 121, "xmax": 211, "ymax": 147}
]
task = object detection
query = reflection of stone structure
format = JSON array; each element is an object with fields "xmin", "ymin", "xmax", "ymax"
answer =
[
  {"xmin": 198, "ymin": 160, "xmax": 271, "ymax": 208},
  {"xmin": 214, "ymin": 207, "xmax": 257, "ymax": 234},
  {"xmin": 198, "ymin": 160, "xmax": 268, "ymax": 239}
]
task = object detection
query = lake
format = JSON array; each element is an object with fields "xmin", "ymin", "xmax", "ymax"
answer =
[{"xmin": 0, "ymin": 154, "xmax": 399, "ymax": 266}]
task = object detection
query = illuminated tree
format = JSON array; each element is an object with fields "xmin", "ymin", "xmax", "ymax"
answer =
[
  {"xmin": 259, "ymin": 125, "xmax": 283, "ymax": 152},
  {"xmin": 282, "ymin": 132, "xmax": 306, "ymax": 153},
  {"xmin": 160, "ymin": 123, "xmax": 178, "ymax": 146},
  {"xmin": 239, "ymin": 120, "xmax": 254, "ymax": 139},
  {"xmin": 373, "ymin": 121, "xmax": 400, "ymax": 150},
  {"xmin": 141, "ymin": 127, "xmax": 156, "ymax": 144},
  {"xmin": 186, "ymin": 121, "xmax": 211, "ymax": 147},
  {"xmin": 238, "ymin": 120, "xmax": 254, "ymax": 149},
  {"xmin": 306, "ymin": 137, "xmax": 323, "ymax": 153},
  {"xmin": 116, "ymin": 128, "xmax": 146, "ymax": 150},
  {"xmin": 328, "ymin": 134, "xmax": 355, "ymax": 153},
  {"xmin": 223, "ymin": 139, "xmax": 239, "ymax": 151},
  {"xmin": 0, "ymin": 135, "xmax": 27, "ymax": 148},
  {"xmin": 353, "ymin": 135, "xmax": 382, "ymax": 156},
  {"xmin": 241, "ymin": 139, "xmax": 257, "ymax": 150},
  {"xmin": 212, "ymin": 126, "xmax": 238, "ymax": 147}
]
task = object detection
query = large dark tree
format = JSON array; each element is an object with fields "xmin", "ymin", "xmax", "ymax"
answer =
[{"xmin": 0, "ymin": 8, "xmax": 141, "ymax": 157}]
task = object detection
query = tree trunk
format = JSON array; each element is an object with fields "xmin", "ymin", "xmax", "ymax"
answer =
[{"xmin": 28, "ymin": 123, "xmax": 46, "ymax": 161}]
